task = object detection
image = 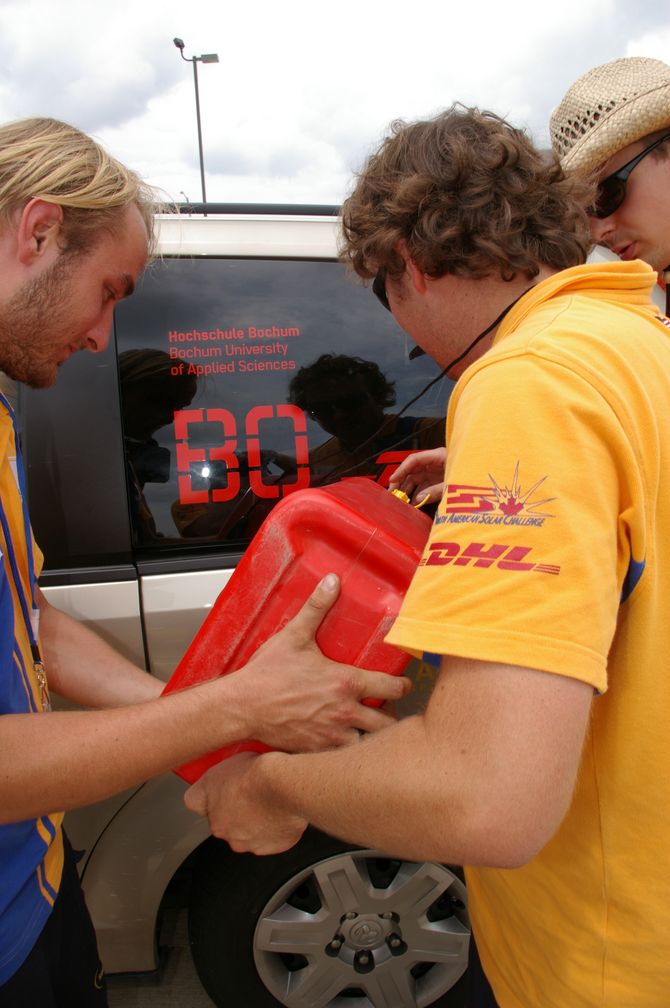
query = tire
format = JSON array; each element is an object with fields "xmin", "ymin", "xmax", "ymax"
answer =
[{"xmin": 189, "ymin": 828, "xmax": 470, "ymax": 1008}]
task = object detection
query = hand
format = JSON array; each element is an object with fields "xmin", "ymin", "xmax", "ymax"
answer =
[
  {"xmin": 229, "ymin": 573, "xmax": 411, "ymax": 753},
  {"xmin": 184, "ymin": 752, "xmax": 306, "ymax": 855},
  {"xmin": 388, "ymin": 447, "xmax": 447, "ymax": 506}
]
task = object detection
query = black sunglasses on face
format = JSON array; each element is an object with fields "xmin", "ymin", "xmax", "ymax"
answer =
[
  {"xmin": 592, "ymin": 132, "xmax": 670, "ymax": 220},
  {"xmin": 371, "ymin": 267, "xmax": 427, "ymax": 358},
  {"xmin": 372, "ymin": 270, "xmax": 391, "ymax": 311}
]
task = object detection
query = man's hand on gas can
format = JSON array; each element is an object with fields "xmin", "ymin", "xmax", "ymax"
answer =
[
  {"xmin": 184, "ymin": 752, "xmax": 307, "ymax": 855},
  {"xmin": 388, "ymin": 447, "xmax": 447, "ymax": 505},
  {"xmin": 229, "ymin": 574, "xmax": 411, "ymax": 753}
]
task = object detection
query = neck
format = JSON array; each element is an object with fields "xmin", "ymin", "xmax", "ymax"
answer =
[
  {"xmin": 474, "ymin": 267, "xmax": 556, "ymax": 335},
  {"xmin": 444, "ymin": 267, "xmax": 556, "ymax": 376}
]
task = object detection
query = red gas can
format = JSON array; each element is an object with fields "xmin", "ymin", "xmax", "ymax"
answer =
[{"xmin": 162, "ymin": 477, "xmax": 431, "ymax": 783}]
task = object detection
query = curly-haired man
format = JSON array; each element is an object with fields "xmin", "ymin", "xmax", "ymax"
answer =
[{"xmin": 186, "ymin": 105, "xmax": 670, "ymax": 1008}]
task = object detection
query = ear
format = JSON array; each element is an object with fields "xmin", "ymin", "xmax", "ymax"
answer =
[
  {"xmin": 396, "ymin": 239, "xmax": 428, "ymax": 295},
  {"xmin": 16, "ymin": 198, "xmax": 64, "ymax": 266}
]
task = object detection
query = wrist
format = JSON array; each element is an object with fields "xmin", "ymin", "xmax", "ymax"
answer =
[
  {"xmin": 253, "ymin": 750, "xmax": 299, "ymax": 815},
  {"xmin": 199, "ymin": 671, "xmax": 257, "ymax": 745},
  {"xmin": 213, "ymin": 665, "xmax": 264, "ymax": 742}
]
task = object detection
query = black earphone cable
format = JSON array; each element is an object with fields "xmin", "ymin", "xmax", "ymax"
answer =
[{"xmin": 312, "ymin": 285, "xmax": 534, "ymax": 486}]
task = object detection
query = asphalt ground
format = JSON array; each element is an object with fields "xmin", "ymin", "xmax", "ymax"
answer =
[{"xmin": 107, "ymin": 907, "xmax": 214, "ymax": 1007}]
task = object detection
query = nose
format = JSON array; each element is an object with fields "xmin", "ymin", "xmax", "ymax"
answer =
[
  {"xmin": 84, "ymin": 310, "xmax": 114, "ymax": 353},
  {"xmin": 589, "ymin": 214, "xmax": 616, "ymax": 247},
  {"xmin": 84, "ymin": 327, "xmax": 110, "ymax": 353}
]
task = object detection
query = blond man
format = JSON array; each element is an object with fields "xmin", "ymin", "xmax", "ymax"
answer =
[{"xmin": 0, "ymin": 118, "xmax": 404, "ymax": 1006}]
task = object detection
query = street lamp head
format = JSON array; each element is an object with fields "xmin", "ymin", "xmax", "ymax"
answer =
[
  {"xmin": 173, "ymin": 37, "xmax": 185, "ymax": 50},
  {"xmin": 200, "ymin": 53, "xmax": 219, "ymax": 63}
]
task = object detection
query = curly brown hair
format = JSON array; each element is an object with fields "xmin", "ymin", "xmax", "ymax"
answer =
[
  {"xmin": 340, "ymin": 105, "xmax": 595, "ymax": 283},
  {"xmin": 287, "ymin": 354, "xmax": 396, "ymax": 410}
]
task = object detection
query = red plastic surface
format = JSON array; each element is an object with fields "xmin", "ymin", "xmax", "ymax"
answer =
[{"xmin": 163, "ymin": 478, "xmax": 431, "ymax": 783}]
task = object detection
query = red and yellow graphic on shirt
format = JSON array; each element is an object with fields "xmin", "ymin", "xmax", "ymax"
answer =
[
  {"xmin": 420, "ymin": 539, "xmax": 560, "ymax": 574},
  {"xmin": 437, "ymin": 461, "xmax": 555, "ymax": 527}
]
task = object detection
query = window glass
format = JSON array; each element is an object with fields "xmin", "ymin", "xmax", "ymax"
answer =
[
  {"xmin": 114, "ymin": 257, "xmax": 452, "ymax": 554},
  {"xmin": 21, "ymin": 340, "xmax": 133, "ymax": 572}
]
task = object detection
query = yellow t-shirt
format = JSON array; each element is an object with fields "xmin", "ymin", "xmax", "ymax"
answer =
[{"xmin": 386, "ymin": 261, "xmax": 670, "ymax": 1007}]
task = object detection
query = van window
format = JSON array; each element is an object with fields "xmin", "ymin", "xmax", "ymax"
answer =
[{"xmin": 114, "ymin": 257, "xmax": 451, "ymax": 554}]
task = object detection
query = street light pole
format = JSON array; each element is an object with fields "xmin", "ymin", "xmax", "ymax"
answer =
[{"xmin": 173, "ymin": 38, "xmax": 219, "ymax": 204}]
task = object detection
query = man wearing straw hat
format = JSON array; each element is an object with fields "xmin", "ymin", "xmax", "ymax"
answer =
[{"xmin": 551, "ymin": 56, "xmax": 670, "ymax": 311}]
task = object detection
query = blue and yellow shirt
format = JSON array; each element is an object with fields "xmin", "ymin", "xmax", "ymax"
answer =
[{"xmin": 0, "ymin": 402, "xmax": 63, "ymax": 985}]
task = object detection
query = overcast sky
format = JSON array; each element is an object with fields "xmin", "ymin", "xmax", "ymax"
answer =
[{"xmin": 0, "ymin": 0, "xmax": 668, "ymax": 206}]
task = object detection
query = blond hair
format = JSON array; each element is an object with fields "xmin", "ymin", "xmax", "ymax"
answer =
[{"xmin": 0, "ymin": 117, "xmax": 156, "ymax": 252}]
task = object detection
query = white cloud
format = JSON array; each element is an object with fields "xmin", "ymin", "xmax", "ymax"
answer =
[
  {"xmin": 627, "ymin": 26, "xmax": 670, "ymax": 60},
  {"xmin": 0, "ymin": 0, "xmax": 667, "ymax": 203}
]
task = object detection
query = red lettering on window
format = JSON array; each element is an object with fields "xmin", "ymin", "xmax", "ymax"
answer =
[
  {"xmin": 174, "ymin": 408, "xmax": 204, "ymax": 440},
  {"xmin": 246, "ymin": 404, "xmax": 310, "ymax": 499},
  {"xmin": 175, "ymin": 409, "xmax": 207, "ymax": 503},
  {"xmin": 174, "ymin": 407, "xmax": 239, "ymax": 504},
  {"xmin": 375, "ymin": 450, "xmax": 416, "ymax": 488},
  {"xmin": 205, "ymin": 408, "xmax": 239, "ymax": 503},
  {"xmin": 174, "ymin": 403, "xmax": 313, "ymax": 508},
  {"xmin": 278, "ymin": 404, "xmax": 309, "ymax": 467}
]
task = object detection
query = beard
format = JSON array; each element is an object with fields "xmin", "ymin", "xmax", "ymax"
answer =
[{"xmin": 0, "ymin": 255, "xmax": 80, "ymax": 389}]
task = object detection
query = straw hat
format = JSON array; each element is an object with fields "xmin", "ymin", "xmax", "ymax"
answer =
[{"xmin": 550, "ymin": 57, "xmax": 670, "ymax": 176}]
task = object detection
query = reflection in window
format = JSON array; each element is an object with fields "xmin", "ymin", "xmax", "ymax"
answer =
[
  {"xmin": 119, "ymin": 349, "xmax": 197, "ymax": 544},
  {"xmin": 114, "ymin": 258, "xmax": 451, "ymax": 553},
  {"xmin": 287, "ymin": 353, "xmax": 444, "ymax": 487}
]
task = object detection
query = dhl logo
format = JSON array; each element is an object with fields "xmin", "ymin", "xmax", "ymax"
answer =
[{"xmin": 420, "ymin": 541, "xmax": 560, "ymax": 574}]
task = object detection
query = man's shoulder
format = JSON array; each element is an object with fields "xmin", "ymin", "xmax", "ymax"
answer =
[
  {"xmin": 543, "ymin": 259, "xmax": 658, "ymax": 313},
  {"xmin": 463, "ymin": 267, "xmax": 669, "ymax": 401},
  {"xmin": 501, "ymin": 262, "xmax": 661, "ymax": 352}
]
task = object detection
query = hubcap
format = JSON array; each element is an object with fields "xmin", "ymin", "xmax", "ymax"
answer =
[{"xmin": 253, "ymin": 850, "xmax": 470, "ymax": 1008}]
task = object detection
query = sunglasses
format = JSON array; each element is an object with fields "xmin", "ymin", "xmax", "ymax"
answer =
[
  {"xmin": 372, "ymin": 267, "xmax": 427, "ymax": 358},
  {"xmin": 592, "ymin": 132, "xmax": 670, "ymax": 220},
  {"xmin": 372, "ymin": 269, "xmax": 390, "ymax": 311}
]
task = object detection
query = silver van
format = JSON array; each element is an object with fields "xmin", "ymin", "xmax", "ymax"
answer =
[{"xmin": 20, "ymin": 205, "xmax": 467, "ymax": 1008}]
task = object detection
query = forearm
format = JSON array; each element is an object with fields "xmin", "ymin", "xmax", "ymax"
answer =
[
  {"xmin": 38, "ymin": 593, "xmax": 162, "ymax": 707},
  {"xmin": 240, "ymin": 661, "xmax": 592, "ymax": 867},
  {"xmin": 251, "ymin": 717, "xmax": 484, "ymax": 864},
  {"xmin": 0, "ymin": 674, "xmax": 254, "ymax": 823},
  {"xmin": 3, "ymin": 573, "xmax": 411, "ymax": 823}
]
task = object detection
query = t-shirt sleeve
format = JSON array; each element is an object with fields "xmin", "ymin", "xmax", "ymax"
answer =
[{"xmin": 386, "ymin": 353, "xmax": 641, "ymax": 693}]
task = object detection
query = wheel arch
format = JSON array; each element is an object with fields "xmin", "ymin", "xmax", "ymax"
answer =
[{"xmin": 79, "ymin": 772, "xmax": 219, "ymax": 973}]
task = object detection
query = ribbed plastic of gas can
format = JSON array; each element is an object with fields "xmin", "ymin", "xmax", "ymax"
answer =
[{"xmin": 162, "ymin": 477, "xmax": 431, "ymax": 783}]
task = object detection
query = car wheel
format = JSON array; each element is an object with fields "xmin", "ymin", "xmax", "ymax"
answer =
[{"xmin": 189, "ymin": 828, "xmax": 470, "ymax": 1008}]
